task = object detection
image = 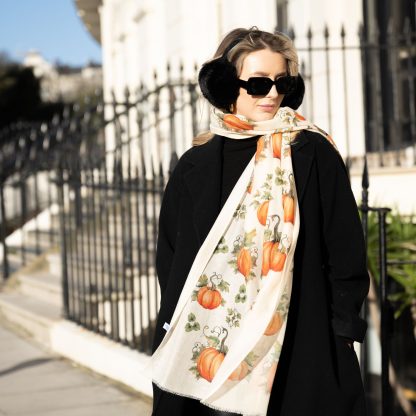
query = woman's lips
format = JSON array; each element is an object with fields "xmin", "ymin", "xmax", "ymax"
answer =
[{"xmin": 258, "ymin": 105, "xmax": 276, "ymax": 112}]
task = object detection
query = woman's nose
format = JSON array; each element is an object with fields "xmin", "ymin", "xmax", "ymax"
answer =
[{"xmin": 266, "ymin": 84, "xmax": 279, "ymax": 98}]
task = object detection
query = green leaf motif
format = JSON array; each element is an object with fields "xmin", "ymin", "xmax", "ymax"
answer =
[
  {"xmin": 188, "ymin": 313, "xmax": 196, "ymax": 322},
  {"xmin": 189, "ymin": 365, "xmax": 201, "ymax": 379},
  {"xmin": 197, "ymin": 274, "xmax": 209, "ymax": 287},
  {"xmin": 217, "ymin": 280, "xmax": 230, "ymax": 292},
  {"xmin": 214, "ymin": 236, "xmax": 229, "ymax": 253},
  {"xmin": 206, "ymin": 336, "xmax": 220, "ymax": 347},
  {"xmin": 244, "ymin": 229, "xmax": 257, "ymax": 246},
  {"xmin": 245, "ymin": 350, "xmax": 260, "ymax": 365},
  {"xmin": 233, "ymin": 204, "xmax": 247, "ymax": 220}
]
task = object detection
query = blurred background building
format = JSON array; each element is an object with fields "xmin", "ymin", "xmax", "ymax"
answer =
[{"xmin": 24, "ymin": 50, "xmax": 102, "ymax": 102}]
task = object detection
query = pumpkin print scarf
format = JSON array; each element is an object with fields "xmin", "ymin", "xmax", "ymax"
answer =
[{"xmin": 144, "ymin": 106, "xmax": 339, "ymax": 416}]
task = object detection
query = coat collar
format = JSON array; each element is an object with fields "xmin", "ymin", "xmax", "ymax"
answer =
[{"xmin": 183, "ymin": 132, "xmax": 314, "ymax": 245}]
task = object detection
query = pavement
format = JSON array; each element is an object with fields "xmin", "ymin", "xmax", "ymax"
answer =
[{"xmin": 0, "ymin": 319, "xmax": 153, "ymax": 416}]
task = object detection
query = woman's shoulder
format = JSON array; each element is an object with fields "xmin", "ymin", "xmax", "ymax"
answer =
[
  {"xmin": 297, "ymin": 128, "xmax": 335, "ymax": 147},
  {"xmin": 179, "ymin": 134, "xmax": 221, "ymax": 164},
  {"xmin": 300, "ymin": 129, "xmax": 348, "ymax": 175},
  {"xmin": 299, "ymin": 129, "xmax": 343, "ymax": 159},
  {"xmin": 167, "ymin": 135, "xmax": 219, "ymax": 181}
]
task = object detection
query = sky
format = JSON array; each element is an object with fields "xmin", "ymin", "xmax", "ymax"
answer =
[{"xmin": 0, "ymin": 0, "xmax": 102, "ymax": 67}]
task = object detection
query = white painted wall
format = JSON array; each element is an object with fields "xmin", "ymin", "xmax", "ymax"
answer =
[
  {"xmin": 288, "ymin": 0, "xmax": 366, "ymax": 159},
  {"xmin": 351, "ymin": 167, "xmax": 416, "ymax": 215}
]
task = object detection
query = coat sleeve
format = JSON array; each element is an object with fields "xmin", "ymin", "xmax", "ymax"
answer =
[
  {"xmin": 155, "ymin": 158, "xmax": 184, "ymax": 296},
  {"xmin": 315, "ymin": 133, "xmax": 370, "ymax": 343}
]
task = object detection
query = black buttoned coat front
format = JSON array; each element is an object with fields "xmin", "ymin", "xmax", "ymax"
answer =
[{"xmin": 151, "ymin": 130, "xmax": 370, "ymax": 416}]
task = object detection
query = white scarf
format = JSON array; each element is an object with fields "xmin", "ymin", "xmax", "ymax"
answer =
[{"xmin": 144, "ymin": 106, "xmax": 338, "ymax": 415}]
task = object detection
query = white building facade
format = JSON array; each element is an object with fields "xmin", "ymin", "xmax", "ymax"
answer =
[{"xmin": 76, "ymin": 0, "xmax": 416, "ymax": 215}]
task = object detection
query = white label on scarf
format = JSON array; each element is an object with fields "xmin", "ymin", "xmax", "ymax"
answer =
[{"xmin": 163, "ymin": 322, "xmax": 171, "ymax": 332}]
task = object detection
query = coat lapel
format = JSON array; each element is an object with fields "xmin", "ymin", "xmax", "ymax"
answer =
[
  {"xmin": 183, "ymin": 132, "xmax": 314, "ymax": 246},
  {"xmin": 292, "ymin": 132, "xmax": 315, "ymax": 206},
  {"xmin": 183, "ymin": 135, "xmax": 223, "ymax": 246}
]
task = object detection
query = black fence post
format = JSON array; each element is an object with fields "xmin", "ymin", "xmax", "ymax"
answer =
[
  {"xmin": 19, "ymin": 174, "xmax": 27, "ymax": 266},
  {"xmin": 0, "ymin": 184, "xmax": 9, "ymax": 280},
  {"xmin": 377, "ymin": 207, "xmax": 393, "ymax": 416},
  {"xmin": 360, "ymin": 155, "xmax": 370, "ymax": 388},
  {"xmin": 57, "ymin": 166, "xmax": 69, "ymax": 319}
]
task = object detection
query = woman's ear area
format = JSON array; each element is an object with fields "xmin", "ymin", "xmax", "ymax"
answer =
[
  {"xmin": 280, "ymin": 73, "xmax": 305, "ymax": 110},
  {"xmin": 197, "ymin": 56, "xmax": 241, "ymax": 112}
]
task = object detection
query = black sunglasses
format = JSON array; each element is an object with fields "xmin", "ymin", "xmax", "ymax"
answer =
[{"xmin": 238, "ymin": 75, "xmax": 298, "ymax": 96}]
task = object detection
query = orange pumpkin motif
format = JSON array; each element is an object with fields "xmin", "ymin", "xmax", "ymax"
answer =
[
  {"xmin": 237, "ymin": 247, "xmax": 252, "ymax": 279},
  {"xmin": 257, "ymin": 200, "xmax": 269, "ymax": 226},
  {"xmin": 264, "ymin": 311, "xmax": 283, "ymax": 336},
  {"xmin": 270, "ymin": 243, "xmax": 286, "ymax": 272},
  {"xmin": 228, "ymin": 360, "xmax": 249, "ymax": 381},
  {"xmin": 282, "ymin": 194, "xmax": 295, "ymax": 224},
  {"xmin": 261, "ymin": 241, "xmax": 274, "ymax": 276},
  {"xmin": 255, "ymin": 136, "xmax": 265, "ymax": 162},
  {"xmin": 223, "ymin": 114, "xmax": 253, "ymax": 130},
  {"xmin": 197, "ymin": 347, "xmax": 225, "ymax": 382},
  {"xmin": 197, "ymin": 286, "xmax": 222, "ymax": 310},
  {"xmin": 272, "ymin": 132, "xmax": 282, "ymax": 158}
]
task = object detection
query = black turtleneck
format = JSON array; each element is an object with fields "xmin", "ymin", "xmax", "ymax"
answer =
[{"xmin": 220, "ymin": 135, "xmax": 261, "ymax": 209}]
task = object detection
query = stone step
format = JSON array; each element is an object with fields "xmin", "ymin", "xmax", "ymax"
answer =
[
  {"xmin": 17, "ymin": 270, "xmax": 62, "ymax": 307},
  {"xmin": 0, "ymin": 291, "xmax": 62, "ymax": 348},
  {"xmin": 0, "ymin": 251, "xmax": 38, "ymax": 278}
]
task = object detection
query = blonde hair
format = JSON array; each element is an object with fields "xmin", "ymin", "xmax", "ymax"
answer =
[{"xmin": 192, "ymin": 26, "xmax": 299, "ymax": 146}]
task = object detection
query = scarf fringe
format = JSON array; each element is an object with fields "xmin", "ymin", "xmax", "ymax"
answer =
[{"xmin": 152, "ymin": 376, "xmax": 267, "ymax": 415}]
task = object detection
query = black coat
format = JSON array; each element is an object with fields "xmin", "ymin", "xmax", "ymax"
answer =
[{"xmin": 151, "ymin": 130, "xmax": 370, "ymax": 416}]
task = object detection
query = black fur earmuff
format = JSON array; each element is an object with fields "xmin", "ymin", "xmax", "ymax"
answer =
[
  {"xmin": 280, "ymin": 74, "xmax": 305, "ymax": 110},
  {"xmin": 198, "ymin": 35, "xmax": 305, "ymax": 112},
  {"xmin": 198, "ymin": 37, "xmax": 243, "ymax": 113}
]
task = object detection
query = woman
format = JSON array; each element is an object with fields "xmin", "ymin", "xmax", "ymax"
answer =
[{"xmin": 149, "ymin": 27, "xmax": 369, "ymax": 416}]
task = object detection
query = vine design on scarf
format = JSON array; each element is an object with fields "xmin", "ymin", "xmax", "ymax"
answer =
[
  {"xmin": 228, "ymin": 229, "xmax": 258, "ymax": 280},
  {"xmin": 188, "ymin": 325, "xmax": 260, "ymax": 382},
  {"xmin": 274, "ymin": 166, "xmax": 286, "ymax": 187},
  {"xmin": 191, "ymin": 272, "xmax": 230, "ymax": 310},
  {"xmin": 233, "ymin": 203, "xmax": 247, "ymax": 220},
  {"xmin": 225, "ymin": 307, "xmax": 242, "ymax": 328},
  {"xmin": 282, "ymin": 172, "xmax": 296, "ymax": 224},
  {"xmin": 261, "ymin": 215, "xmax": 288, "ymax": 276},
  {"xmin": 214, "ymin": 236, "xmax": 229, "ymax": 254}
]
